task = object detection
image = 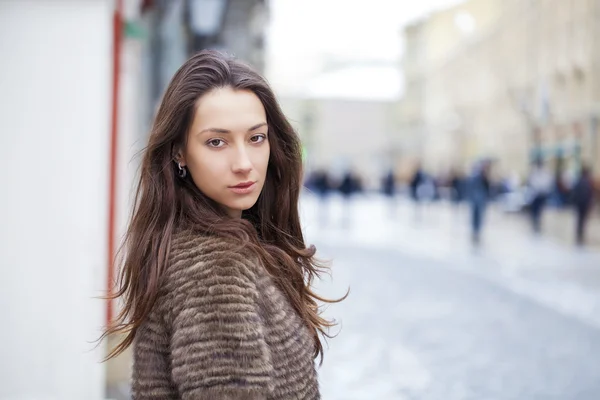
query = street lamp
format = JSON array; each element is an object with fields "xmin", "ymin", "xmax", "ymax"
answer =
[{"xmin": 188, "ymin": 0, "xmax": 227, "ymax": 51}]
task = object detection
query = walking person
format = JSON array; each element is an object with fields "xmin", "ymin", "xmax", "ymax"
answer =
[
  {"xmin": 527, "ymin": 158, "xmax": 553, "ymax": 234},
  {"xmin": 467, "ymin": 160, "xmax": 492, "ymax": 245},
  {"xmin": 571, "ymin": 165, "xmax": 595, "ymax": 246},
  {"xmin": 101, "ymin": 50, "xmax": 343, "ymax": 399},
  {"xmin": 309, "ymin": 168, "xmax": 332, "ymax": 227},
  {"xmin": 410, "ymin": 164, "xmax": 425, "ymax": 204},
  {"xmin": 338, "ymin": 169, "xmax": 361, "ymax": 228},
  {"xmin": 552, "ymin": 158, "xmax": 569, "ymax": 207},
  {"xmin": 382, "ymin": 168, "xmax": 397, "ymax": 217},
  {"xmin": 449, "ymin": 168, "xmax": 465, "ymax": 205},
  {"xmin": 410, "ymin": 164, "xmax": 431, "ymax": 221}
]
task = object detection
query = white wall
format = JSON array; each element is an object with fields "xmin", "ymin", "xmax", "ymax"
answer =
[{"xmin": 0, "ymin": 1, "xmax": 113, "ymax": 399}]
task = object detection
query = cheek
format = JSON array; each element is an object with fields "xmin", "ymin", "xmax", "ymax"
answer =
[
  {"xmin": 187, "ymin": 150, "xmax": 226, "ymax": 185},
  {"xmin": 257, "ymin": 144, "xmax": 271, "ymax": 171}
]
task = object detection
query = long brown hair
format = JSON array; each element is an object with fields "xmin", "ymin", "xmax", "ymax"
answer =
[{"xmin": 102, "ymin": 50, "xmax": 342, "ymax": 362}]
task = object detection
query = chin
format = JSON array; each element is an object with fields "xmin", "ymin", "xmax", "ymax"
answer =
[{"xmin": 227, "ymin": 199, "xmax": 259, "ymax": 213}]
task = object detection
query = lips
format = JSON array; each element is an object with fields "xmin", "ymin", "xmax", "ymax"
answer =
[
  {"xmin": 228, "ymin": 181, "xmax": 257, "ymax": 194},
  {"xmin": 231, "ymin": 181, "xmax": 255, "ymax": 189}
]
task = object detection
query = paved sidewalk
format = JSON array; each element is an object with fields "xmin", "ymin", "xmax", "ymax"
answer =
[
  {"xmin": 540, "ymin": 207, "xmax": 600, "ymax": 249},
  {"xmin": 301, "ymin": 193, "xmax": 600, "ymax": 330},
  {"xmin": 314, "ymin": 244, "xmax": 600, "ymax": 400}
]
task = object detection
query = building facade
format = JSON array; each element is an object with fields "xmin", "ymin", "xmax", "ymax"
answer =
[
  {"xmin": 280, "ymin": 96, "xmax": 400, "ymax": 189},
  {"xmin": 141, "ymin": 0, "xmax": 269, "ymax": 114},
  {"xmin": 400, "ymin": 0, "xmax": 600, "ymax": 181},
  {"xmin": 398, "ymin": 0, "xmax": 502, "ymax": 176},
  {"xmin": 0, "ymin": 1, "xmax": 114, "ymax": 399}
]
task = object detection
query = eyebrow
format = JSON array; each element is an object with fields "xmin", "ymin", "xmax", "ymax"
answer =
[{"xmin": 199, "ymin": 122, "xmax": 267, "ymax": 135}]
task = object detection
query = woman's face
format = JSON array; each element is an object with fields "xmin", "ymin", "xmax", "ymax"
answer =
[{"xmin": 180, "ymin": 86, "xmax": 270, "ymax": 218}]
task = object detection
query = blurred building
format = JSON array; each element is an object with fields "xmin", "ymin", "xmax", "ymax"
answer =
[
  {"xmin": 1, "ymin": 2, "xmax": 114, "ymax": 399},
  {"xmin": 399, "ymin": 0, "xmax": 600, "ymax": 180},
  {"xmin": 397, "ymin": 20, "xmax": 426, "ymax": 170},
  {"xmin": 280, "ymin": 97, "xmax": 399, "ymax": 189},
  {"xmin": 141, "ymin": 0, "xmax": 269, "ymax": 116},
  {"xmin": 399, "ymin": 0, "xmax": 502, "ymax": 175}
]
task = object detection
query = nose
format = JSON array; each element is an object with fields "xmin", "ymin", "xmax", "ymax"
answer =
[{"xmin": 231, "ymin": 145, "xmax": 253, "ymax": 174}]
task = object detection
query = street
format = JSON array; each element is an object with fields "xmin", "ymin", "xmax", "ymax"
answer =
[{"xmin": 303, "ymin": 193, "xmax": 600, "ymax": 400}]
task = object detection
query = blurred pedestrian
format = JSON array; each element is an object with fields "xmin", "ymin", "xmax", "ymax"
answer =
[
  {"xmin": 382, "ymin": 169, "xmax": 396, "ymax": 197},
  {"xmin": 309, "ymin": 169, "xmax": 331, "ymax": 197},
  {"xmin": 339, "ymin": 170, "xmax": 362, "ymax": 197},
  {"xmin": 571, "ymin": 165, "xmax": 594, "ymax": 246},
  {"xmin": 310, "ymin": 168, "xmax": 332, "ymax": 226},
  {"xmin": 101, "ymin": 50, "xmax": 336, "ymax": 398},
  {"xmin": 449, "ymin": 168, "xmax": 465, "ymax": 204},
  {"xmin": 410, "ymin": 164, "xmax": 425, "ymax": 203},
  {"xmin": 467, "ymin": 160, "xmax": 492, "ymax": 244},
  {"xmin": 552, "ymin": 158, "xmax": 569, "ymax": 207},
  {"xmin": 382, "ymin": 168, "xmax": 397, "ymax": 216},
  {"xmin": 338, "ymin": 169, "xmax": 361, "ymax": 228},
  {"xmin": 527, "ymin": 158, "xmax": 553, "ymax": 234}
]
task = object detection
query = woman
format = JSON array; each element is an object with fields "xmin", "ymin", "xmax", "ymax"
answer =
[{"xmin": 102, "ymin": 50, "xmax": 341, "ymax": 399}]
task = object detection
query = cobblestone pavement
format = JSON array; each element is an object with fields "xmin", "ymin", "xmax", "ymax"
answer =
[
  {"xmin": 315, "ymin": 245, "xmax": 600, "ymax": 400},
  {"xmin": 302, "ymin": 194, "xmax": 600, "ymax": 330},
  {"xmin": 303, "ymin": 194, "xmax": 600, "ymax": 400}
]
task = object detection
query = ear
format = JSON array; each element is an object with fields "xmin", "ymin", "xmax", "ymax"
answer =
[{"xmin": 173, "ymin": 147, "xmax": 186, "ymax": 167}]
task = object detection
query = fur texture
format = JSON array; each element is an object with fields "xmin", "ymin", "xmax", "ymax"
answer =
[{"xmin": 132, "ymin": 230, "xmax": 320, "ymax": 399}]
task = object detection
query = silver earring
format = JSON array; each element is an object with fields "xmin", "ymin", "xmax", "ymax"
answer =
[{"xmin": 177, "ymin": 162, "xmax": 187, "ymax": 178}]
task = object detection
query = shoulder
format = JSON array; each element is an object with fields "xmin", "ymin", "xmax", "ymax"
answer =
[
  {"xmin": 144, "ymin": 232, "xmax": 274, "ymax": 398},
  {"xmin": 162, "ymin": 230, "xmax": 266, "ymax": 331},
  {"xmin": 164, "ymin": 229, "xmax": 261, "ymax": 296}
]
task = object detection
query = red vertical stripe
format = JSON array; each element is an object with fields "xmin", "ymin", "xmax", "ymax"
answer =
[{"xmin": 107, "ymin": 0, "xmax": 123, "ymax": 326}]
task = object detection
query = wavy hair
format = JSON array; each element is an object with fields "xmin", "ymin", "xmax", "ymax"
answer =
[{"xmin": 101, "ymin": 50, "xmax": 343, "ymax": 362}]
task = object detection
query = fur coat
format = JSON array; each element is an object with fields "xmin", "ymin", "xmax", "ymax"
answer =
[{"xmin": 132, "ymin": 230, "xmax": 320, "ymax": 399}]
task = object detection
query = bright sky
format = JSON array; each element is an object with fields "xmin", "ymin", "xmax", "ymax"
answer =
[{"xmin": 266, "ymin": 0, "xmax": 464, "ymax": 100}]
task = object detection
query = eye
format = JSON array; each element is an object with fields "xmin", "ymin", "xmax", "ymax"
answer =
[
  {"xmin": 250, "ymin": 134, "xmax": 267, "ymax": 144},
  {"xmin": 206, "ymin": 138, "xmax": 225, "ymax": 148}
]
